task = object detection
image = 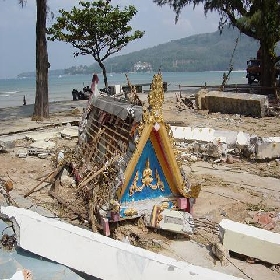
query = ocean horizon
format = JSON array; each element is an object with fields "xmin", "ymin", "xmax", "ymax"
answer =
[{"xmin": 0, "ymin": 71, "xmax": 247, "ymax": 109}]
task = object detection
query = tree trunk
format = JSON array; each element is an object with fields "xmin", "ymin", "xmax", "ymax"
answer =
[
  {"xmin": 260, "ymin": 41, "xmax": 276, "ymax": 96},
  {"xmin": 33, "ymin": 0, "xmax": 49, "ymax": 120},
  {"xmin": 98, "ymin": 61, "xmax": 108, "ymax": 88}
]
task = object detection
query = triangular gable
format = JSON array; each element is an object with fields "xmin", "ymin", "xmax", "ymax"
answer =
[
  {"xmin": 117, "ymin": 73, "xmax": 185, "ymax": 201},
  {"xmin": 120, "ymin": 138, "xmax": 172, "ymax": 203}
]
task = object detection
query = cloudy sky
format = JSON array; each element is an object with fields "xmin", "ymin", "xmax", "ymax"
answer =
[{"xmin": 0, "ymin": 0, "xmax": 219, "ymax": 79}]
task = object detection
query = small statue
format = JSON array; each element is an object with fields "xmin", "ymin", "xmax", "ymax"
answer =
[{"xmin": 142, "ymin": 159, "xmax": 153, "ymax": 187}]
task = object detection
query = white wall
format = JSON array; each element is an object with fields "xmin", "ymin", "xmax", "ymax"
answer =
[{"xmin": 1, "ymin": 206, "xmax": 244, "ymax": 280}]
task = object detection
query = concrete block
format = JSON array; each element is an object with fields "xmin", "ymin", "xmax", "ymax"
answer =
[
  {"xmin": 236, "ymin": 131, "xmax": 250, "ymax": 146},
  {"xmin": 60, "ymin": 126, "xmax": 79, "ymax": 139},
  {"xmin": 204, "ymin": 91, "xmax": 268, "ymax": 118},
  {"xmin": 0, "ymin": 137, "xmax": 17, "ymax": 151},
  {"xmin": 1, "ymin": 206, "xmax": 244, "ymax": 280},
  {"xmin": 16, "ymin": 149, "xmax": 28, "ymax": 158},
  {"xmin": 255, "ymin": 137, "xmax": 280, "ymax": 159},
  {"xmin": 195, "ymin": 89, "xmax": 208, "ymax": 110},
  {"xmin": 37, "ymin": 152, "xmax": 49, "ymax": 159},
  {"xmin": 157, "ymin": 209, "xmax": 194, "ymax": 234},
  {"xmin": 219, "ymin": 219, "xmax": 280, "ymax": 264}
]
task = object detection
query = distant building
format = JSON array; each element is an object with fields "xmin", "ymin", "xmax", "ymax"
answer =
[{"xmin": 133, "ymin": 61, "xmax": 153, "ymax": 72}]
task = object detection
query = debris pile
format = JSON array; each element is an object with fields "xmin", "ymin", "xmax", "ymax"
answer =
[
  {"xmin": 47, "ymin": 73, "xmax": 201, "ymax": 236},
  {"xmin": 0, "ymin": 233, "xmax": 17, "ymax": 250}
]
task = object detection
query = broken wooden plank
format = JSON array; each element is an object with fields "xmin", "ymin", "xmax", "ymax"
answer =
[
  {"xmin": 24, "ymin": 165, "xmax": 64, "ymax": 198},
  {"xmin": 76, "ymin": 155, "xmax": 120, "ymax": 192}
]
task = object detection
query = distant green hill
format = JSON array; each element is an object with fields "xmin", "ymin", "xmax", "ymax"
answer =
[
  {"xmin": 65, "ymin": 28, "xmax": 263, "ymax": 74},
  {"xmin": 104, "ymin": 28, "xmax": 258, "ymax": 72},
  {"xmin": 18, "ymin": 28, "xmax": 280, "ymax": 77}
]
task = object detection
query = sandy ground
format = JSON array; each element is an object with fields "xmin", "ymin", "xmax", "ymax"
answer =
[{"xmin": 0, "ymin": 93, "xmax": 280, "ymax": 280}]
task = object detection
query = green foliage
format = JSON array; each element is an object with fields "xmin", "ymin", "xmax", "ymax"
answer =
[
  {"xmin": 153, "ymin": 0, "xmax": 280, "ymax": 44},
  {"xmin": 153, "ymin": 0, "xmax": 280, "ymax": 91},
  {"xmin": 47, "ymin": 0, "xmax": 144, "ymax": 86}
]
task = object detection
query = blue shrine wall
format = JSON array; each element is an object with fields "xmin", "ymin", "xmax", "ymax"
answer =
[{"xmin": 120, "ymin": 139, "xmax": 172, "ymax": 204}]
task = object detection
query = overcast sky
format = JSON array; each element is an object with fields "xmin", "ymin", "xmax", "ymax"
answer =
[{"xmin": 0, "ymin": 0, "xmax": 219, "ymax": 79}]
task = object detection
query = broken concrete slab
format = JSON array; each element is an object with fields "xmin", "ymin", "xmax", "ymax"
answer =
[
  {"xmin": 25, "ymin": 131, "xmax": 60, "ymax": 141},
  {"xmin": 0, "ymin": 138, "xmax": 17, "ymax": 152},
  {"xmin": 156, "ymin": 209, "xmax": 194, "ymax": 234},
  {"xmin": 171, "ymin": 125, "xmax": 280, "ymax": 160},
  {"xmin": 37, "ymin": 152, "xmax": 49, "ymax": 159},
  {"xmin": 60, "ymin": 126, "xmax": 79, "ymax": 138},
  {"xmin": 254, "ymin": 137, "xmax": 280, "ymax": 160},
  {"xmin": 1, "ymin": 206, "xmax": 244, "ymax": 280},
  {"xmin": 204, "ymin": 91, "xmax": 269, "ymax": 118},
  {"xmin": 16, "ymin": 148, "xmax": 28, "ymax": 158},
  {"xmin": 219, "ymin": 219, "xmax": 280, "ymax": 264},
  {"xmin": 29, "ymin": 140, "xmax": 56, "ymax": 151}
]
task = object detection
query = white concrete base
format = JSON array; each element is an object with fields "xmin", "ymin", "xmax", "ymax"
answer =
[
  {"xmin": 255, "ymin": 137, "xmax": 280, "ymax": 159},
  {"xmin": 171, "ymin": 126, "xmax": 280, "ymax": 159},
  {"xmin": 1, "ymin": 206, "xmax": 244, "ymax": 280},
  {"xmin": 219, "ymin": 219, "xmax": 280, "ymax": 264},
  {"xmin": 157, "ymin": 209, "xmax": 194, "ymax": 234}
]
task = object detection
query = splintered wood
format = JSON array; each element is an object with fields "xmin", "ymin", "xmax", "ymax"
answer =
[
  {"xmin": 73, "ymin": 104, "xmax": 137, "ymax": 218},
  {"xmin": 81, "ymin": 110, "xmax": 130, "ymax": 166}
]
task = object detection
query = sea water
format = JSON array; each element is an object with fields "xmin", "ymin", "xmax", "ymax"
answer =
[{"xmin": 0, "ymin": 71, "xmax": 247, "ymax": 109}]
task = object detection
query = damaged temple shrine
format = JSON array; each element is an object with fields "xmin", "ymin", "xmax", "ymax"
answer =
[{"xmin": 76, "ymin": 72, "xmax": 201, "ymax": 235}]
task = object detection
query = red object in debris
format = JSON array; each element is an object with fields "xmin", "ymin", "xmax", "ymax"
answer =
[
  {"xmin": 110, "ymin": 212, "xmax": 120, "ymax": 222},
  {"xmin": 71, "ymin": 163, "xmax": 82, "ymax": 183},
  {"xmin": 253, "ymin": 212, "xmax": 276, "ymax": 230},
  {"xmin": 102, "ymin": 218, "xmax": 110, "ymax": 236},
  {"xmin": 177, "ymin": 198, "xmax": 188, "ymax": 210}
]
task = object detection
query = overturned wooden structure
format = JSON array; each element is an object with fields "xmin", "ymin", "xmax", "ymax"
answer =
[{"xmin": 77, "ymin": 73, "xmax": 200, "ymax": 234}]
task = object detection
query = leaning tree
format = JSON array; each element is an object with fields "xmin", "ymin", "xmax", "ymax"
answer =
[
  {"xmin": 47, "ymin": 0, "xmax": 144, "ymax": 88},
  {"xmin": 153, "ymin": 0, "xmax": 280, "ymax": 94},
  {"xmin": 19, "ymin": 0, "xmax": 49, "ymax": 119}
]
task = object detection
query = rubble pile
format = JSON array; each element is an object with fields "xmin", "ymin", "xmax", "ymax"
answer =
[{"xmin": 0, "ymin": 77, "xmax": 280, "ymax": 279}]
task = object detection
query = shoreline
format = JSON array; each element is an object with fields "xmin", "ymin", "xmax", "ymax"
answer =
[
  {"xmin": 0, "ymin": 99, "xmax": 88, "ymax": 121},
  {"xmin": 0, "ymin": 90, "xmax": 182, "ymax": 121}
]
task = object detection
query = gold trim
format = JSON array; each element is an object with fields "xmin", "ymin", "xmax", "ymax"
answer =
[{"xmin": 118, "ymin": 72, "xmax": 194, "ymax": 200}]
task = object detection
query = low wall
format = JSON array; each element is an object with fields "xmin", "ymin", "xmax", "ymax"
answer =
[
  {"xmin": 171, "ymin": 126, "xmax": 280, "ymax": 160},
  {"xmin": 1, "ymin": 206, "xmax": 243, "ymax": 280},
  {"xmin": 220, "ymin": 219, "xmax": 280, "ymax": 264},
  {"xmin": 197, "ymin": 91, "xmax": 268, "ymax": 118}
]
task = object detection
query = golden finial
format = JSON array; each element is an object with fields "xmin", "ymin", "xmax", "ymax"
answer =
[{"xmin": 147, "ymin": 72, "xmax": 164, "ymax": 123}]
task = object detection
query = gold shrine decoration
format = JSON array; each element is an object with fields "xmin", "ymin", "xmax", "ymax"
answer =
[
  {"xmin": 120, "ymin": 72, "xmax": 197, "ymax": 201},
  {"xmin": 129, "ymin": 158, "xmax": 165, "ymax": 196},
  {"xmin": 142, "ymin": 72, "xmax": 165, "ymax": 125}
]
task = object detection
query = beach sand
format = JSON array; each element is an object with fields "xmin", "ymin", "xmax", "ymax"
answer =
[{"xmin": 0, "ymin": 93, "xmax": 279, "ymax": 279}]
